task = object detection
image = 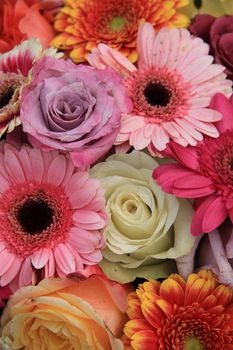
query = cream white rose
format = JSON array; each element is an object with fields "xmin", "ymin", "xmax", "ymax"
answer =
[{"xmin": 90, "ymin": 151, "xmax": 195, "ymax": 283}]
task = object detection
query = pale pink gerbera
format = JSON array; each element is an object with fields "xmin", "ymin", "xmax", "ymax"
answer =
[
  {"xmin": 88, "ymin": 22, "xmax": 232, "ymax": 154},
  {"xmin": 0, "ymin": 143, "xmax": 107, "ymax": 290},
  {"xmin": 153, "ymin": 93, "xmax": 233, "ymax": 236},
  {"xmin": 0, "ymin": 38, "xmax": 61, "ymax": 136}
]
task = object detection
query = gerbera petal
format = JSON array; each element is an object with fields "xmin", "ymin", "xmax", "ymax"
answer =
[
  {"xmin": 4, "ymin": 149, "xmax": 25, "ymax": 183},
  {"xmin": 54, "ymin": 243, "xmax": 75, "ymax": 274},
  {"xmin": 31, "ymin": 248, "xmax": 51, "ymax": 269},
  {"xmin": 1, "ymin": 257, "xmax": 22, "ymax": 287},
  {"xmin": 201, "ymin": 196, "xmax": 228, "ymax": 233},
  {"xmin": 137, "ymin": 22, "xmax": 155, "ymax": 69},
  {"xmin": 191, "ymin": 195, "xmax": 222, "ymax": 236},
  {"xmin": 151, "ymin": 125, "xmax": 169, "ymax": 151},
  {"xmin": 0, "ymin": 250, "xmax": 17, "ymax": 278},
  {"xmin": 18, "ymin": 257, "xmax": 33, "ymax": 288},
  {"xmin": 131, "ymin": 330, "xmax": 159, "ymax": 349},
  {"xmin": 47, "ymin": 154, "xmax": 66, "ymax": 186},
  {"xmin": 210, "ymin": 93, "xmax": 233, "ymax": 133}
]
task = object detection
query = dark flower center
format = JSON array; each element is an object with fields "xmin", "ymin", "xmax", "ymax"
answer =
[
  {"xmin": 17, "ymin": 197, "xmax": 54, "ymax": 235},
  {"xmin": 144, "ymin": 82, "xmax": 171, "ymax": 107},
  {"xmin": 0, "ymin": 87, "xmax": 15, "ymax": 109}
]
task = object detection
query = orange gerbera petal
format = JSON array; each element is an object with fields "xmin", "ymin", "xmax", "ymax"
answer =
[
  {"xmin": 51, "ymin": 0, "xmax": 189, "ymax": 63},
  {"xmin": 123, "ymin": 270, "xmax": 233, "ymax": 349}
]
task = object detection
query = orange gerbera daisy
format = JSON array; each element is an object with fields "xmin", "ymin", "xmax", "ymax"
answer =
[
  {"xmin": 123, "ymin": 270, "xmax": 233, "ymax": 350},
  {"xmin": 51, "ymin": 0, "xmax": 189, "ymax": 63}
]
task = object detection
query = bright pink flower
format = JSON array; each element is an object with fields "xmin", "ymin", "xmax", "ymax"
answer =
[
  {"xmin": 88, "ymin": 22, "xmax": 232, "ymax": 155},
  {"xmin": 0, "ymin": 143, "xmax": 107, "ymax": 290},
  {"xmin": 153, "ymin": 93, "xmax": 233, "ymax": 236},
  {"xmin": 20, "ymin": 56, "xmax": 132, "ymax": 167}
]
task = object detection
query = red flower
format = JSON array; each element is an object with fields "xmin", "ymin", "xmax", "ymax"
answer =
[{"xmin": 0, "ymin": 0, "xmax": 55, "ymax": 53}]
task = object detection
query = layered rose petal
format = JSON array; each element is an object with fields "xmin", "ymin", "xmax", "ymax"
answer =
[
  {"xmin": 20, "ymin": 56, "xmax": 132, "ymax": 167},
  {"xmin": 90, "ymin": 150, "xmax": 195, "ymax": 283},
  {"xmin": 0, "ymin": 276, "xmax": 130, "ymax": 349}
]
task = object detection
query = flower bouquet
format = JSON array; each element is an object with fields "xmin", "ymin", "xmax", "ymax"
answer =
[{"xmin": 0, "ymin": 0, "xmax": 233, "ymax": 349}]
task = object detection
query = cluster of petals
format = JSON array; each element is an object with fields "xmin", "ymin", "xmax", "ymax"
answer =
[
  {"xmin": 0, "ymin": 39, "xmax": 61, "ymax": 136},
  {"xmin": 123, "ymin": 270, "xmax": 233, "ymax": 349},
  {"xmin": 0, "ymin": 142, "xmax": 107, "ymax": 290},
  {"xmin": 0, "ymin": 0, "xmax": 55, "ymax": 53},
  {"xmin": 153, "ymin": 93, "xmax": 233, "ymax": 236},
  {"xmin": 88, "ymin": 22, "xmax": 232, "ymax": 155},
  {"xmin": 51, "ymin": 0, "xmax": 189, "ymax": 63}
]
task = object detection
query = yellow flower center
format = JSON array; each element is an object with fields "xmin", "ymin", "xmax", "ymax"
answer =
[
  {"xmin": 185, "ymin": 336, "xmax": 203, "ymax": 350},
  {"xmin": 109, "ymin": 16, "xmax": 127, "ymax": 31}
]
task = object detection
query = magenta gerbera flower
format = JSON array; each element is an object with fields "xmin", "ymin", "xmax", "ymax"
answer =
[
  {"xmin": 0, "ymin": 143, "xmax": 107, "ymax": 290},
  {"xmin": 0, "ymin": 38, "xmax": 61, "ymax": 136},
  {"xmin": 88, "ymin": 22, "xmax": 232, "ymax": 154},
  {"xmin": 153, "ymin": 93, "xmax": 233, "ymax": 236}
]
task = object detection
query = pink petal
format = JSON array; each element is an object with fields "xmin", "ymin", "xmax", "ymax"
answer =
[
  {"xmin": 18, "ymin": 148, "xmax": 34, "ymax": 181},
  {"xmin": 129, "ymin": 128, "xmax": 151, "ymax": 150},
  {"xmin": 165, "ymin": 142, "xmax": 200, "ymax": 171},
  {"xmin": 153, "ymin": 164, "xmax": 197, "ymax": 193},
  {"xmin": 173, "ymin": 185, "xmax": 215, "ymax": 198},
  {"xmin": 68, "ymin": 227, "xmax": 95, "ymax": 254},
  {"xmin": 73, "ymin": 210, "xmax": 104, "ymax": 224},
  {"xmin": 54, "ymin": 244, "xmax": 75, "ymax": 274},
  {"xmin": 0, "ymin": 250, "xmax": 16, "ymax": 276},
  {"xmin": 47, "ymin": 155, "xmax": 66, "ymax": 186},
  {"xmin": 4, "ymin": 149, "xmax": 25, "ymax": 183},
  {"xmin": 65, "ymin": 172, "xmax": 89, "ymax": 195},
  {"xmin": 18, "ymin": 258, "xmax": 33, "ymax": 288},
  {"xmin": 29, "ymin": 148, "xmax": 44, "ymax": 182},
  {"xmin": 174, "ymin": 174, "xmax": 214, "ymax": 189},
  {"xmin": 0, "ymin": 175, "xmax": 10, "ymax": 193},
  {"xmin": 61, "ymin": 158, "xmax": 74, "ymax": 186},
  {"xmin": 69, "ymin": 186, "xmax": 97, "ymax": 209},
  {"xmin": 1, "ymin": 257, "xmax": 22, "ymax": 287},
  {"xmin": 121, "ymin": 116, "xmax": 145, "ymax": 133},
  {"xmin": 189, "ymin": 108, "xmax": 222, "ymax": 122},
  {"xmin": 44, "ymin": 253, "xmax": 55, "ymax": 278},
  {"xmin": 151, "ymin": 125, "xmax": 169, "ymax": 151},
  {"xmin": 210, "ymin": 93, "xmax": 233, "ymax": 133},
  {"xmin": 80, "ymin": 249, "xmax": 103, "ymax": 264},
  {"xmin": 182, "ymin": 56, "xmax": 214, "ymax": 81},
  {"xmin": 137, "ymin": 22, "xmax": 155, "ymax": 68},
  {"xmin": 31, "ymin": 248, "xmax": 51, "ymax": 269},
  {"xmin": 202, "ymin": 196, "xmax": 228, "ymax": 233},
  {"xmin": 191, "ymin": 195, "xmax": 221, "ymax": 236}
]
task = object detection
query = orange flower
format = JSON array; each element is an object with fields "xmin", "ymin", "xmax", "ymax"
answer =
[
  {"xmin": 0, "ymin": 275, "xmax": 131, "ymax": 349},
  {"xmin": 123, "ymin": 270, "xmax": 233, "ymax": 349},
  {"xmin": 51, "ymin": 0, "xmax": 189, "ymax": 63},
  {"xmin": 0, "ymin": 0, "xmax": 55, "ymax": 53}
]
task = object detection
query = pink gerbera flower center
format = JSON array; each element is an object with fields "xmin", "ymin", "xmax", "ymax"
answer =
[
  {"xmin": 124, "ymin": 67, "xmax": 190, "ymax": 123},
  {"xmin": 199, "ymin": 130, "xmax": 233, "ymax": 199},
  {"xmin": 0, "ymin": 182, "xmax": 72, "ymax": 258}
]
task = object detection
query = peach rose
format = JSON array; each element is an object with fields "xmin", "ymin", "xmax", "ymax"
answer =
[{"xmin": 0, "ymin": 276, "xmax": 131, "ymax": 350}]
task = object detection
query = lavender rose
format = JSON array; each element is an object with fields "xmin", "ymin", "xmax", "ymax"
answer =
[
  {"xmin": 190, "ymin": 15, "xmax": 233, "ymax": 79},
  {"xmin": 20, "ymin": 56, "xmax": 132, "ymax": 167}
]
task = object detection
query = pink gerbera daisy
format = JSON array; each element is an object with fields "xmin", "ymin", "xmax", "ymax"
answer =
[
  {"xmin": 0, "ymin": 143, "xmax": 107, "ymax": 290},
  {"xmin": 0, "ymin": 38, "xmax": 61, "ymax": 136},
  {"xmin": 153, "ymin": 93, "xmax": 233, "ymax": 236},
  {"xmin": 88, "ymin": 22, "xmax": 232, "ymax": 154}
]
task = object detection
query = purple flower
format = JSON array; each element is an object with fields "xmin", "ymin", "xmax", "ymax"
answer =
[
  {"xmin": 190, "ymin": 15, "xmax": 233, "ymax": 80},
  {"xmin": 20, "ymin": 56, "xmax": 132, "ymax": 167}
]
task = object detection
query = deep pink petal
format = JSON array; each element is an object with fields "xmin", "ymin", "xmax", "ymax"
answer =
[{"xmin": 210, "ymin": 93, "xmax": 233, "ymax": 133}]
